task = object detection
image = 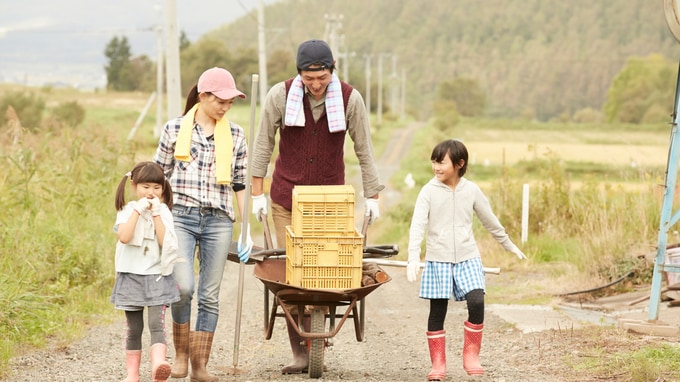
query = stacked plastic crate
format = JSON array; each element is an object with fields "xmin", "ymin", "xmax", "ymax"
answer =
[{"xmin": 285, "ymin": 185, "xmax": 364, "ymax": 289}]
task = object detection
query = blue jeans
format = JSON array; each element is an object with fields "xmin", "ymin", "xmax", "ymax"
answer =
[{"xmin": 171, "ymin": 205, "xmax": 233, "ymax": 332}]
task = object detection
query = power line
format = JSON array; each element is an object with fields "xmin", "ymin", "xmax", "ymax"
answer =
[
  {"xmin": 236, "ymin": 0, "xmax": 259, "ymax": 22},
  {"xmin": 0, "ymin": 27, "xmax": 155, "ymax": 35}
]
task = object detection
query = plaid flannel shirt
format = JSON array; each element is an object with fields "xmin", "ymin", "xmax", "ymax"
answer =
[{"xmin": 153, "ymin": 116, "xmax": 247, "ymax": 221}]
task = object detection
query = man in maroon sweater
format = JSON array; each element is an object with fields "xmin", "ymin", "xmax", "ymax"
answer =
[{"xmin": 250, "ymin": 39, "xmax": 384, "ymax": 374}]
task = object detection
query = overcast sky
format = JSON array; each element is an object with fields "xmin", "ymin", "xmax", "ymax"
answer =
[{"xmin": 0, "ymin": 0, "xmax": 275, "ymax": 87}]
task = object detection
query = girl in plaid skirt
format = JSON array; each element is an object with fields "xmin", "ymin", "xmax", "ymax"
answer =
[{"xmin": 406, "ymin": 139, "xmax": 526, "ymax": 380}]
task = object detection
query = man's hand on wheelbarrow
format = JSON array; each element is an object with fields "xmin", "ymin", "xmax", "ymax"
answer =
[
  {"xmin": 237, "ymin": 229, "xmax": 254, "ymax": 263},
  {"xmin": 365, "ymin": 197, "xmax": 380, "ymax": 225},
  {"xmin": 251, "ymin": 194, "xmax": 268, "ymax": 222}
]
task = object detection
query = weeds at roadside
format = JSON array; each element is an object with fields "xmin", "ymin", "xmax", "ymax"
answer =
[
  {"xmin": 566, "ymin": 331, "xmax": 680, "ymax": 381},
  {"xmin": 0, "ymin": 90, "xmax": 140, "ymax": 378}
]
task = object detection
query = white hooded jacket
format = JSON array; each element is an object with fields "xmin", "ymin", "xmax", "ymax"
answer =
[{"xmin": 407, "ymin": 177, "xmax": 520, "ymax": 264}]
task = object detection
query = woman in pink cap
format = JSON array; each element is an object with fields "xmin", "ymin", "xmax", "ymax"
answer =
[{"xmin": 153, "ymin": 67, "xmax": 252, "ymax": 382}]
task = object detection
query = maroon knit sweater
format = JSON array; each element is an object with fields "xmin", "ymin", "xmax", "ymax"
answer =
[{"xmin": 270, "ymin": 78, "xmax": 353, "ymax": 211}]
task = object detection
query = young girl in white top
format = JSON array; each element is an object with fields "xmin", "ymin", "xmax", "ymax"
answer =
[
  {"xmin": 111, "ymin": 161, "xmax": 183, "ymax": 382},
  {"xmin": 406, "ymin": 139, "xmax": 526, "ymax": 380}
]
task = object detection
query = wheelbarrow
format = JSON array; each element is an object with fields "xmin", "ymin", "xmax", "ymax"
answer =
[{"xmin": 249, "ymin": 212, "xmax": 397, "ymax": 378}]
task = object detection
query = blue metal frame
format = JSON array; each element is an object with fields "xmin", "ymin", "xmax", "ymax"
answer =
[{"xmin": 648, "ymin": 60, "xmax": 680, "ymax": 321}]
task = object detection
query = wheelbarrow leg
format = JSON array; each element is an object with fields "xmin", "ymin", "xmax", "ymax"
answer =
[
  {"xmin": 261, "ymin": 212, "xmax": 275, "ymax": 337},
  {"xmin": 327, "ymin": 305, "xmax": 336, "ymax": 347},
  {"xmin": 360, "ymin": 298, "xmax": 366, "ymax": 341},
  {"xmin": 264, "ymin": 293, "xmax": 278, "ymax": 340},
  {"xmin": 352, "ymin": 298, "xmax": 365, "ymax": 342},
  {"xmin": 263, "ymin": 287, "xmax": 270, "ymax": 334}
]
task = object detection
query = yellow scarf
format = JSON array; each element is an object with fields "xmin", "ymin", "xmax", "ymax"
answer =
[{"xmin": 174, "ymin": 103, "xmax": 233, "ymax": 185}]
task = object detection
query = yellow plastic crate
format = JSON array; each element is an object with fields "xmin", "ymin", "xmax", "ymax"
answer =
[
  {"xmin": 285, "ymin": 226, "xmax": 363, "ymax": 289},
  {"xmin": 291, "ymin": 185, "xmax": 355, "ymax": 237}
]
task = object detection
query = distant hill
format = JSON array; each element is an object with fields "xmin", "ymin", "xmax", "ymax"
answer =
[{"xmin": 205, "ymin": 0, "xmax": 678, "ymax": 121}]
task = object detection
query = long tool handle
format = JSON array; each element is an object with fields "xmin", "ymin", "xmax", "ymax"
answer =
[
  {"xmin": 362, "ymin": 258, "xmax": 501, "ymax": 275},
  {"xmin": 233, "ymin": 73, "xmax": 259, "ymax": 368}
]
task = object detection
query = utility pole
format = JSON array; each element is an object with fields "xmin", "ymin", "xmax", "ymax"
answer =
[
  {"xmin": 257, "ymin": 0, "xmax": 268, "ymax": 111},
  {"xmin": 164, "ymin": 0, "xmax": 182, "ymax": 120},
  {"xmin": 154, "ymin": 3, "xmax": 164, "ymax": 138},
  {"xmin": 341, "ymin": 35, "xmax": 348, "ymax": 80},
  {"xmin": 390, "ymin": 54, "xmax": 399, "ymax": 117},
  {"xmin": 400, "ymin": 68, "xmax": 406, "ymax": 120},
  {"xmin": 377, "ymin": 54, "xmax": 383, "ymax": 126},
  {"xmin": 324, "ymin": 14, "xmax": 343, "ymax": 77}
]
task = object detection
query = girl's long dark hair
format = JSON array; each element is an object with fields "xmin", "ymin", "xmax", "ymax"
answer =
[
  {"xmin": 431, "ymin": 139, "xmax": 468, "ymax": 177},
  {"xmin": 114, "ymin": 161, "xmax": 173, "ymax": 211}
]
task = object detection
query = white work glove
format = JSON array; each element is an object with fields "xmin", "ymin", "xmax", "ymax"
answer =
[
  {"xmin": 134, "ymin": 197, "xmax": 151, "ymax": 215},
  {"xmin": 237, "ymin": 229, "xmax": 253, "ymax": 263},
  {"xmin": 406, "ymin": 260, "xmax": 420, "ymax": 282},
  {"xmin": 149, "ymin": 197, "xmax": 161, "ymax": 216},
  {"xmin": 365, "ymin": 198, "xmax": 380, "ymax": 225},
  {"xmin": 251, "ymin": 194, "xmax": 268, "ymax": 222},
  {"xmin": 511, "ymin": 248, "xmax": 527, "ymax": 260}
]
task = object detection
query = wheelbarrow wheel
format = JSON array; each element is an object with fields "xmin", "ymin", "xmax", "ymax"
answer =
[{"xmin": 308, "ymin": 308, "xmax": 325, "ymax": 378}]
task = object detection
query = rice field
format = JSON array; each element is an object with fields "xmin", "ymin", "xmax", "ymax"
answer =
[{"xmin": 467, "ymin": 141, "xmax": 668, "ymax": 168}]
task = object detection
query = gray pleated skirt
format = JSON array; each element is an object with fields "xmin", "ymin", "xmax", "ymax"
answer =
[{"xmin": 110, "ymin": 272, "xmax": 180, "ymax": 311}]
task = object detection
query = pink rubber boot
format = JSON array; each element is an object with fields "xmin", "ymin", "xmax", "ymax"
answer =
[
  {"xmin": 426, "ymin": 330, "xmax": 446, "ymax": 381},
  {"xmin": 150, "ymin": 343, "xmax": 171, "ymax": 381},
  {"xmin": 122, "ymin": 350, "xmax": 141, "ymax": 382},
  {"xmin": 463, "ymin": 321, "xmax": 484, "ymax": 376}
]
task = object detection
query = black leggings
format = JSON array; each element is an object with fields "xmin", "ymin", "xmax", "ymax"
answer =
[
  {"xmin": 427, "ymin": 289, "xmax": 485, "ymax": 331},
  {"xmin": 124, "ymin": 305, "xmax": 167, "ymax": 350}
]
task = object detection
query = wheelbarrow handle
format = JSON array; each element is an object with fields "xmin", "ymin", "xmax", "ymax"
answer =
[
  {"xmin": 363, "ymin": 245, "xmax": 399, "ymax": 258},
  {"xmin": 361, "ymin": 213, "xmax": 370, "ymax": 247},
  {"xmin": 260, "ymin": 210, "xmax": 275, "ymax": 250},
  {"xmin": 253, "ymin": 248, "xmax": 286, "ymax": 258}
]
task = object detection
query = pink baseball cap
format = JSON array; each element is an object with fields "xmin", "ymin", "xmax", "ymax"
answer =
[{"xmin": 197, "ymin": 67, "xmax": 246, "ymax": 100}]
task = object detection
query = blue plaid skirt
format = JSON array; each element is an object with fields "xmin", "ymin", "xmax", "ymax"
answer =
[{"xmin": 419, "ymin": 257, "xmax": 486, "ymax": 301}]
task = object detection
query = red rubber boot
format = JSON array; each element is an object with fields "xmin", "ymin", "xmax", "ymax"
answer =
[
  {"xmin": 463, "ymin": 321, "xmax": 484, "ymax": 376},
  {"xmin": 426, "ymin": 330, "xmax": 446, "ymax": 381}
]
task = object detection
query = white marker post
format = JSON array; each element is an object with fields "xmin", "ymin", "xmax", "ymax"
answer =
[{"xmin": 521, "ymin": 183, "xmax": 529, "ymax": 244}]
